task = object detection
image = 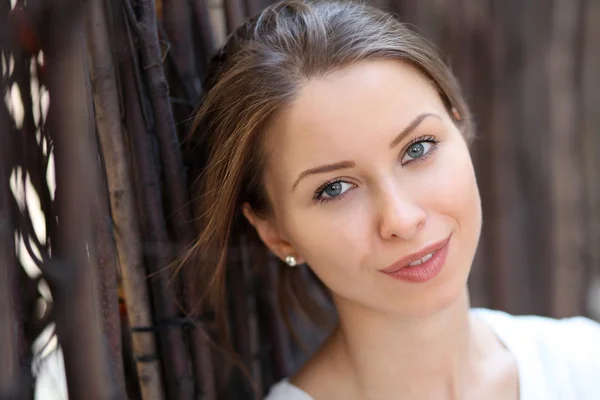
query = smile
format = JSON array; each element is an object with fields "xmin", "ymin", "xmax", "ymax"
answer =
[
  {"xmin": 379, "ymin": 235, "xmax": 452, "ymax": 283},
  {"xmin": 406, "ymin": 250, "xmax": 436, "ymax": 266}
]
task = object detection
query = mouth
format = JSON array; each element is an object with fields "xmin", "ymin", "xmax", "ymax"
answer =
[{"xmin": 379, "ymin": 234, "xmax": 452, "ymax": 275}]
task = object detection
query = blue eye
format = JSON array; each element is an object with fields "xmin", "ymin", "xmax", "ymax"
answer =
[
  {"xmin": 313, "ymin": 180, "xmax": 355, "ymax": 204},
  {"xmin": 402, "ymin": 141, "xmax": 434, "ymax": 163}
]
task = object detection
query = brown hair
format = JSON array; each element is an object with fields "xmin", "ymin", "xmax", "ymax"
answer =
[{"xmin": 186, "ymin": 0, "xmax": 473, "ymax": 371}]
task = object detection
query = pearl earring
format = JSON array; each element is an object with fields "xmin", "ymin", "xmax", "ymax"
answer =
[{"xmin": 285, "ymin": 255, "xmax": 297, "ymax": 267}]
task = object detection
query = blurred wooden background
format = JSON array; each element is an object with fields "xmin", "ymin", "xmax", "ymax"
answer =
[{"xmin": 1, "ymin": 0, "xmax": 599, "ymax": 399}]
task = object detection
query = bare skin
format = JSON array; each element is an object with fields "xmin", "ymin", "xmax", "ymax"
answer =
[
  {"xmin": 291, "ymin": 291, "xmax": 519, "ymax": 400},
  {"xmin": 243, "ymin": 59, "xmax": 519, "ymax": 399}
]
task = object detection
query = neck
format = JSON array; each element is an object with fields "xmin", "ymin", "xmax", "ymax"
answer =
[{"xmin": 330, "ymin": 288, "xmax": 483, "ymax": 399}]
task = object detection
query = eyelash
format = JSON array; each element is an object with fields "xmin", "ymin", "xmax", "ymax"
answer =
[
  {"xmin": 403, "ymin": 135, "xmax": 439, "ymax": 165},
  {"xmin": 312, "ymin": 135, "xmax": 440, "ymax": 205},
  {"xmin": 313, "ymin": 178, "xmax": 352, "ymax": 205}
]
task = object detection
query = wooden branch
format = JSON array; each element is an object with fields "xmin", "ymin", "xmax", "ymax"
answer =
[
  {"xmin": 548, "ymin": 0, "xmax": 586, "ymax": 318},
  {"xmin": 86, "ymin": 2, "xmax": 128, "ymax": 395},
  {"xmin": 162, "ymin": 0, "xmax": 199, "ymax": 103},
  {"xmin": 224, "ymin": 0, "xmax": 246, "ymax": 34},
  {"xmin": 190, "ymin": 0, "xmax": 216, "ymax": 75},
  {"xmin": 91, "ymin": 152, "xmax": 127, "ymax": 399},
  {"xmin": 158, "ymin": 8, "xmax": 219, "ymax": 395},
  {"xmin": 244, "ymin": 0, "xmax": 267, "ymax": 19},
  {"xmin": 114, "ymin": 2, "xmax": 198, "ymax": 399},
  {"xmin": 123, "ymin": 11, "xmax": 155, "ymax": 131},
  {"xmin": 0, "ymin": 63, "xmax": 29, "ymax": 400},
  {"xmin": 129, "ymin": 0, "xmax": 195, "ymax": 247},
  {"xmin": 42, "ymin": 4, "xmax": 118, "ymax": 398},
  {"xmin": 123, "ymin": 0, "xmax": 143, "ymax": 35},
  {"xmin": 120, "ymin": 308, "xmax": 143, "ymax": 400},
  {"xmin": 581, "ymin": 0, "xmax": 600, "ymax": 297},
  {"xmin": 0, "ymin": 0, "xmax": 10, "ymax": 49},
  {"xmin": 123, "ymin": 1, "xmax": 217, "ymax": 397},
  {"xmin": 86, "ymin": 0, "xmax": 165, "ymax": 399}
]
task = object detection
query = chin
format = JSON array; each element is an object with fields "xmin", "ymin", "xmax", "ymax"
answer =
[
  {"xmin": 390, "ymin": 253, "xmax": 473, "ymax": 319},
  {"xmin": 395, "ymin": 280, "xmax": 469, "ymax": 319}
]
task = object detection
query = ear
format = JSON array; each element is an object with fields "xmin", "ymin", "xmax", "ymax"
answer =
[{"xmin": 242, "ymin": 203, "xmax": 304, "ymax": 264}]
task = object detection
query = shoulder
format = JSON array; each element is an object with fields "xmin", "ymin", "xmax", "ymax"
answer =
[
  {"xmin": 264, "ymin": 333, "xmax": 347, "ymax": 400},
  {"xmin": 473, "ymin": 308, "xmax": 600, "ymax": 397},
  {"xmin": 264, "ymin": 379, "xmax": 314, "ymax": 400},
  {"xmin": 517, "ymin": 313, "xmax": 600, "ymax": 375},
  {"xmin": 473, "ymin": 307, "xmax": 600, "ymax": 355}
]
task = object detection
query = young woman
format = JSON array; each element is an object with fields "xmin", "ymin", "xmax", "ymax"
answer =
[{"xmin": 189, "ymin": 1, "xmax": 600, "ymax": 399}]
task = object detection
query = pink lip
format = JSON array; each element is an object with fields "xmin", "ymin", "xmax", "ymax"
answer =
[{"xmin": 379, "ymin": 235, "xmax": 452, "ymax": 283}]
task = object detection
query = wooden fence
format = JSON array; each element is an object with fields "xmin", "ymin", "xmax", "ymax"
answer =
[{"xmin": 0, "ymin": 0, "xmax": 598, "ymax": 399}]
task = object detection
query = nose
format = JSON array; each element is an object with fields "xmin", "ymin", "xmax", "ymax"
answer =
[{"xmin": 377, "ymin": 185, "xmax": 427, "ymax": 241}]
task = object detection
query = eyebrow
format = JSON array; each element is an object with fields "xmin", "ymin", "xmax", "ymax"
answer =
[
  {"xmin": 388, "ymin": 112, "xmax": 439, "ymax": 149},
  {"xmin": 291, "ymin": 160, "xmax": 356, "ymax": 191},
  {"xmin": 291, "ymin": 112, "xmax": 439, "ymax": 191}
]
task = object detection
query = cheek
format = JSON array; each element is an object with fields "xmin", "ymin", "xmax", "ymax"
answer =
[
  {"xmin": 284, "ymin": 207, "xmax": 371, "ymax": 287},
  {"xmin": 421, "ymin": 141, "xmax": 481, "ymax": 227}
]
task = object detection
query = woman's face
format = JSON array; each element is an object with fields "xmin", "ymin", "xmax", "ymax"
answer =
[{"xmin": 250, "ymin": 59, "xmax": 481, "ymax": 317}]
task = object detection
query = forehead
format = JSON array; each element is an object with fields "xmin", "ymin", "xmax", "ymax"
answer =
[{"xmin": 263, "ymin": 59, "xmax": 448, "ymax": 183}]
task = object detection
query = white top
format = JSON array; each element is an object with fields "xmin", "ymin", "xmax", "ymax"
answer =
[{"xmin": 264, "ymin": 308, "xmax": 600, "ymax": 400}]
